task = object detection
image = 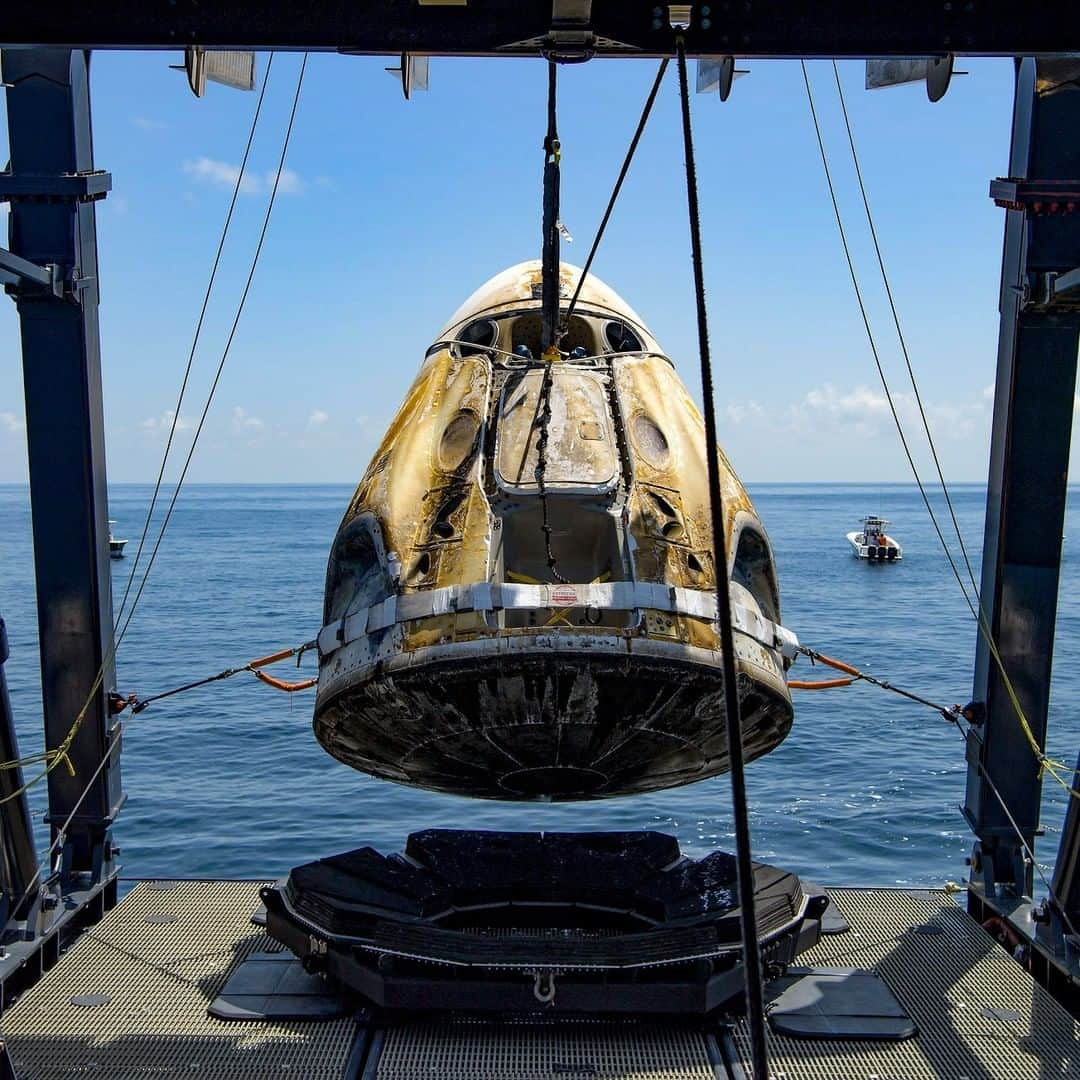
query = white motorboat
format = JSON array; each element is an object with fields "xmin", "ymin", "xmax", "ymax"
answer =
[
  {"xmin": 108, "ymin": 520, "xmax": 127, "ymax": 559},
  {"xmin": 847, "ymin": 515, "xmax": 902, "ymax": 561}
]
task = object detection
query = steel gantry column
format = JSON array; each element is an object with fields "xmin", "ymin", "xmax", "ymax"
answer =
[
  {"xmin": 965, "ymin": 59, "xmax": 1080, "ymax": 904},
  {"xmin": 0, "ymin": 49, "xmax": 123, "ymax": 880}
]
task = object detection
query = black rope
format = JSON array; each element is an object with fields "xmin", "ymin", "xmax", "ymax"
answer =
[
  {"xmin": 675, "ymin": 38, "xmax": 769, "ymax": 1080},
  {"xmin": 829, "ymin": 61, "xmax": 981, "ymax": 603},
  {"xmin": 534, "ymin": 60, "xmax": 569, "ymax": 583},
  {"xmin": 563, "ymin": 58, "xmax": 670, "ymax": 329},
  {"xmin": 130, "ymin": 665, "xmax": 250, "ymax": 714},
  {"xmin": 114, "ymin": 54, "xmax": 309, "ymax": 647},
  {"xmin": 541, "ymin": 60, "xmax": 561, "ymax": 350},
  {"xmin": 114, "ymin": 54, "xmax": 276, "ymax": 631},
  {"xmin": 797, "ymin": 647, "xmax": 961, "ymax": 721}
]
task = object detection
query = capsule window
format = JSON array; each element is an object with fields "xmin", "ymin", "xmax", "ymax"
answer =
[
  {"xmin": 324, "ymin": 516, "xmax": 388, "ymax": 623},
  {"xmin": 458, "ymin": 319, "xmax": 499, "ymax": 355},
  {"xmin": 604, "ymin": 321, "xmax": 643, "ymax": 353}
]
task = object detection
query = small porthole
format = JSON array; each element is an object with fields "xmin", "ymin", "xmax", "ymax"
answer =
[
  {"xmin": 407, "ymin": 551, "xmax": 431, "ymax": 584},
  {"xmin": 649, "ymin": 491, "xmax": 678, "ymax": 518},
  {"xmin": 437, "ymin": 411, "xmax": 481, "ymax": 472},
  {"xmin": 632, "ymin": 415, "xmax": 670, "ymax": 468}
]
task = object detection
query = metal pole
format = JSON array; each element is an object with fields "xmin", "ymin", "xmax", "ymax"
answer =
[
  {"xmin": 540, "ymin": 60, "xmax": 560, "ymax": 351},
  {"xmin": 1, "ymin": 48, "xmax": 123, "ymax": 875},
  {"xmin": 965, "ymin": 58, "xmax": 1080, "ymax": 897},
  {"xmin": 1051, "ymin": 752, "xmax": 1080, "ymax": 928},
  {"xmin": 0, "ymin": 619, "xmax": 40, "ymax": 921}
]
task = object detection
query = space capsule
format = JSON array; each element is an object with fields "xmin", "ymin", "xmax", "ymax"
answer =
[{"xmin": 313, "ymin": 261, "xmax": 795, "ymax": 800}]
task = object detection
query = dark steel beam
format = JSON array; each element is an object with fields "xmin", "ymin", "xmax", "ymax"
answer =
[
  {"xmin": 1, "ymin": 48, "xmax": 123, "ymax": 874},
  {"xmin": 0, "ymin": 618, "xmax": 39, "ymax": 921},
  {"xmin": 1, "ymin": 2, "xmax": 1079, "ymax": 57},
  {"xmin": 965, "ymin": 59, "xmax": 1080, "ymax": 897},
  {"xmin": 1053, "ymin": 752, "xmax": 1080, "ymax": 928}
]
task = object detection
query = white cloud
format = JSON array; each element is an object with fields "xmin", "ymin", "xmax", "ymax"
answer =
[
  {"xmin": 138, "ymin": 409, "xmax": 191, "ymax": 433},
  {"xmin": 231, "ymin": 406, "xmax": 264, "ymax": 431},
  {"xmin": 723, "ymin": 401, "xmax": 764, "ymax": 425},
  {"xmin": 0, "ymin": 411, "xmax": 24, "ymax": 434},
  {"xmin": 133, "ymin": 116, "xmax": 167, "ymax": 131},
  {"xmin": 182, "ymin": 157, "xmax": 305, "ymax": 196},
  {"xmin": 271, "ymin": 168, "xmax": 304, "ymax": 195},
  {"xmin": 308, "ymin": 408, "xmax": 329, "ymax": 428},
  {"xmin": 717, "ymin": 381, "xmax": 999, "ymax": 449}
]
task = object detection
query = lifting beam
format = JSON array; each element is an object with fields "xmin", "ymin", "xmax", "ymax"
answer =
[
  {"xmin": 0, "ymin": 49, "xmax": 123, "ymax": 882},
  {"xmin": 965, "ymin": 57, "xmax": 1080, "ymax": 1002}
]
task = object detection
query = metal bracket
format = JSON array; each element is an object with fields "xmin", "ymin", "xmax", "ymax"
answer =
[
  {"xmin": 0, "ymin": 245, "xmax": 63, "ymax": 297},
  {"xmin": 990, "ymin": 177, "xmax": 1080, "ymax": 215},
  {"xmin": 545, "ymin": 0, "xmax": 595, "ymax": 62},
  {"xmin": 0, "ymin": 169, "xmax": 111, "ymax": 202},
  {"xmin": 1027, "ymin": 267, "xmax": 1080, "ymax": 311}
]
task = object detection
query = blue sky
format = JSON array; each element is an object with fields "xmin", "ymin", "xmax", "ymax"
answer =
[{"xmin": 0, "ymin": 51, "xmax": 1047, "ymax": 484}]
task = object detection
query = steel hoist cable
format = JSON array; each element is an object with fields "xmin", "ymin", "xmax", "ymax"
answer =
[
  {"xmin": 676, "ymin": 37, "xmax": 770, "ymax": 1080},
  {"xmin": 0, "ymin": 55, "xmax": 310, "ymax": 809},
  {"xmin": 113, "ymin": 54, "xmax": 277, "ymax": 632},
  {"xmin": 535, "ymin": 60, "xmax": 570, "ymax": 584},
  {"xmin": 829, "ymin": 60, "xmax": 980, "ymax": 602},
  {"xmin": 801, "ymin": 61, "xmax": 1080, "ymax": 806},
  {"xmin": 562, "ymin": 57, "xmax": 670, "ymax": 329}
]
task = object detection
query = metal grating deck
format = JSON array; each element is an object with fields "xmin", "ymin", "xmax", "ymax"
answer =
[
  {"xmin": 0, "ymin": 880, "xmax": 360, "ymax": 1080},
  {"xmin": 374, "ymin": 1020, "xmax": 719, "ymax": 1079},
  {"xmin": 735, "ymin": 887, "xmax": 1079, "ymax": 1079},
  {"xmin": 1, "ymin": 882, "xmax": 1076, "ymax": 1078}
]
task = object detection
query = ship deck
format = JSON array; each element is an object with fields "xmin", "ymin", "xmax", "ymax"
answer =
[{"xmin": 0, "ymin": 880, "xmax": 1075, "ymax": 1079}]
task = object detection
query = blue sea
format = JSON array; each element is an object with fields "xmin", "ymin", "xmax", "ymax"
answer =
[{"xmin": 1, "ymin": 482, "xmax": 1078, "ymax": 890}]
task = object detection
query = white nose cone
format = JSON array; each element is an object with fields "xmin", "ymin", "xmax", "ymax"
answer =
[{"xmin": 438, "ymin": 260, "xmax": 658, "ymax": 349}]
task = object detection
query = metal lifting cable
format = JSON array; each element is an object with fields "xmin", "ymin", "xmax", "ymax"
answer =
[
  {"xmin": 828, "ymin": 60, "xmax": 980, "ymax": 602},
  {"xmin": 541, "ymin": 60, "xmax": 561, "ymax": 351},
  {"xmin": 800, "ymin": 61, "xmax": 1080, "ymax": 805},
  {"xmin": 562, "ymin": 57, "xmax": 670, "ymax": 329},
  {"xmin": 794, "ymin": 643, "xmax": 1080, "ymax": 941},
  {"xmin": 113, "ymin": 53, "xmax": 276, "ymax": 631},
  {"xmin": 115, "ymin": 53, "xmax": 309, "ymax": 651},
  {"xmin": 128, "ymin": 645, "xmax": 317, "ymax": 714},
  {"xmin": 0, "ymin": 55, "xmax": 309, "ymax": 810},
  {"xmin": 675, "ymin": 37, "xmax": 769, "ymax": 1080},
  {"xmin": 535, "ymin": 60, "xmax": 570, "ymax": 584},
  {"xmin": 1, "ymin": 640, "xmax": 315, "ymax": 944}
]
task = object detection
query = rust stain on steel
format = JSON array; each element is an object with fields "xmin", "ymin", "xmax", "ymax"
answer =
[{"xmin": 315, "ymin": 261, "xmax": 793, "ymax": 801}]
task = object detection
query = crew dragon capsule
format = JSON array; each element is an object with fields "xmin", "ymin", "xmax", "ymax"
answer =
[{"xmin": 314, "ymin": 262, "xmax": 796, "ymax": 800}]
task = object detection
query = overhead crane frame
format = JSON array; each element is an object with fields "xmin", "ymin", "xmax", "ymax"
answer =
[{"xmin": 2, "ymin": 0, "xmax": 1080, "ymax": 1015}]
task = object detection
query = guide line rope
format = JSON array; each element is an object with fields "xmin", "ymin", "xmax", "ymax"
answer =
[
  {"xmin": 534, "ymin": 59, "xmax": 570, "ymax": 585},
  {"xmin": 0, "ymin": 54, "xmax": 309, "ymax": 810},
  {"xmin": 788, "ymin": 644, "xmax": 1080, "ymax": 939},
  {"xmin": 561, "ymin": 57, "xmax": 670, "ymax": 329},
  {"xmin": 829, "ymin": 60, "xmax": 981, "ymax": 603},
  {"xmin": 675, "ymin": 35, "xmax": 770, "ymax": 1080},
  {"xmin": 0, "ymin": 645, "xmax": 316, "ymax": 785},
  {"xmin": 113, "ymin": 53, "xmax": 277, "ymax": 631},
  {"xmin": 801, "ymin": 61, "xmax": 1080, "ymax": 805},
  {"xmin": 789, "ymin": 647, "xmax": 965, "ymax": 722}
]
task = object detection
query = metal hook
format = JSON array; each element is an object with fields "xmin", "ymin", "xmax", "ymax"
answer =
[{"xmin": 532, "ymin": 970, "xmax": 556, "ymax": 1005}]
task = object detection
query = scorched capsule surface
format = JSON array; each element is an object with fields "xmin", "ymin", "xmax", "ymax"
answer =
[{"xmin": 314, "ymin": 262, "xmax": 794, "ymax": 799}]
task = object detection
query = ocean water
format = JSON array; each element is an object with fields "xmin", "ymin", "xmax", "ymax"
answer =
[{"xmin": 1, "ymin": 482, "xmax": 1078, "ymax": 890}]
